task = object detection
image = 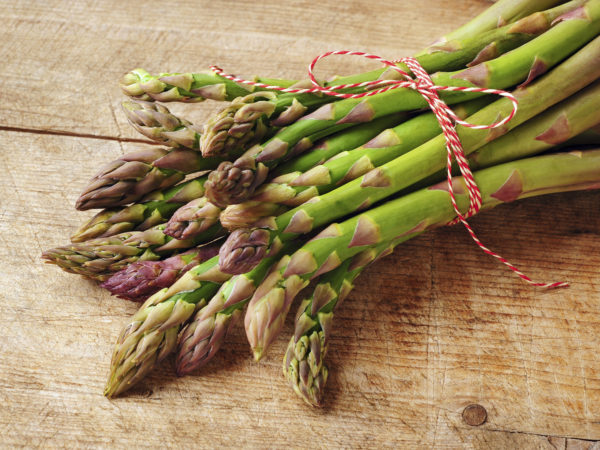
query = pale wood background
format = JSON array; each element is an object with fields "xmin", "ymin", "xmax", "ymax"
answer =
[{"xmin": 1, "ymin": 0, "xmax": 600, "ymax": 448}]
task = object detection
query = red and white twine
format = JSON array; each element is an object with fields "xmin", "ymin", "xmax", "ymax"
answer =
[{"xmin": 211, "ymin": 51, "xmax": 567, "ymax": 288}]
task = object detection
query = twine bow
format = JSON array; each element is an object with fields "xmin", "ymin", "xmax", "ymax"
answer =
[{"xmin": 210, "ymin": 51, "xmax": 567, "ymax": 288}]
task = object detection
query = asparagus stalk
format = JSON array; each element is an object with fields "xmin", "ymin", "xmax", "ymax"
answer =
[
  {"xmin": 284, "ymin": 255, "xmax": 377, "ymax": 406},
  {"xmin": 340, "ymin": 0, "xmax": 584, "ymax": 85},
  {"xmin": 42, "ymin": 223, "xmax": 224, "ymax": 281},
  {"xmin": 218, "ymin": 35, "xmax": 600, "ymax": 274},
  {"xmin": 169, "ymin": 113, "xmax": 410, "ymax": 234},
  {"xmin": 101, "ymin": 244, "xmax": 221, "ymax": 302},
  {"xmin": 120, "ymin": 68, "xmax": 298, "ymax": 103},
  {"xmin": 76, "ymin": 147, "xmax": 226, "ymax": 210},
  {"xmin": 409, "ymin": 79, "xmax": 600, "ymax": 190},
  {"xmin": 104, "ymin": 255, "xmax": 230, "ymax": 398},
  {"xmin": 220, "ymin": 97, "xmax": 491, "ymax": 230},
  {"xmin": 246, "ymin": 148, "xmax": 600, "ymax": 360},
  {"xmin": 175, "ymin": 241, "xmax": 300, "ymax": 376},
  {"xmin": 204, "ymin": 2, "xmax": 600, "ymax": 207},
  {"xmin": 122, "ymin": 100, "xmax": 203, "ymax": 149},
  {"xmin": 434, "ymin": 0, "xmax": 565, "ymax": 44},
  {"xmin": 272, "ymin": 114, "xmax": 411, "ymax": 176},
  {"xmin": 164, "ymin": 197, "xmax": 222, "ymax": 240},
  {"xmin": 470, "ymin": 80, "xmax": 600, "ymax": 168},
  {"xmin": 121, "ymin": 1, "xmax": 569, "ymax": 104},
  {"xmin": 200, "ymin": 1, "xmax": 579, "ymax": 161},
  {"xmin": 72, "ymin": 175, "xmax": 208, "ymax": 242}
]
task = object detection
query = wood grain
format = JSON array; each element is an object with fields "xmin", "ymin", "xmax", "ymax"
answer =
[{"xmin": 1, "ymin": 0, "xmax": 600, "ymax": 448}]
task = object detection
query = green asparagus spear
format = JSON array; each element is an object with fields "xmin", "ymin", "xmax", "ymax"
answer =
[
  {"xmin": 218, "ymin": 35, "xmax": 600, "ymax": 274},
  {"xmin": 72, "ymin": 175, "xmax": 208, "ymax": 242},
  {"xmin": 246, "ymin": 148, "xmax": 600, "ymax": 360},
  {"xmin": 76, "ymin": 146, "xmax": 226, "ymax": 210},
  {"xmin": 120, "ymin": 68, "xmax": 298, "ymax": 103},
  {"xmin": 104, "ymin": 255, "xmax": 230, "ymax": 397},
  {"xmin": 122, "ymin": 100, "xmax": 203, "ymax": 149},
  {"xmin": 284, "ymin": 250, "xmax": 393, "ymax": 406},
  {"xmin": 204, "ymin": 1, "xmax": 600, "ymax": 207},
  {"xmin": 272, "ymin": 114, "xmax": 411, "ymax": 176},
  {"xmin": 220, "ymin": 97, "xmax": 491, "ymax": 230},
  {"xmin": 175, "ymin": 241, "xmax": 300, "ymax": 376},
  {"xmin": 435, "ymin": 0, "xmax": 565, "ymax": 44},
  {"xmin": 42, "ymin": 223, "xmax": 224, "ymax": 281},
  {"xmin": 340, "ymin": 0, "xmax": 583, "ymax": 85},
  {"xmin": 200, "ymin": 1, "xmax": 582, "ymax": 160}
]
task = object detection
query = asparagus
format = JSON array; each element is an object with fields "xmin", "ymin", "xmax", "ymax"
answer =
[
  {"xmin": 164, "ymin": 197, "xmax": 222, "ymax": 240},
  {"xmin": 205, "ymin": 4, "xmax": 600, "ymax": 207},
  {"xmin": 120, "ymin": 68, "xmax": 298, "ymax": 103},
  {"xmin": 408, "ymin": 79, "xmax": 600, "ymax": 191},
  {"xmin": 435, "ymin": 0, "xmax": 565, "ymax": 44},
  {"xmin": 284, "ymin": 256, "xmax": 373, "ymax": 406},
  {"xmin": 101, "ymin": 244, "xmax": 221, "ymax": 302},
  {"xmin": 121, "ymin": 1, "xmax": 568, "ymax": 103},
  {"xmin": 272, "ymin": 113, "xmax": 411, "ymax": 176},
  {"xmin": 220, "ymin": 97, "xmax": 491, "ymax": 230},
  {"xmin": 226, "ymin": 79, "xmax": 600, "ymax": 239},
  {"xmin": 470, "ymin": 80, "xmax": 600, "ymax": 168},
  {"xmin": 104, "ymin": 255, "xmax": 230, "ymax": 397},
  {"xmin": 72, "ymin": 176, "xmax": 208, "ymax": 242},
  {"xmin": 218, "ymin": 35, "xmax": 600, "ymax": 274},
  {"xmin": 76, "ymin": 147, "xmax": 225, "ymax": 210},
  {"xmin": 175, "ymin": 241, "xmax": 300, "ymax": 376},
  {"xmin": 122, "ymin": 100, "xmax": 203, "ymax": 149},
  {"xmin": 203, "ymin": 120, "xmax": 371, "ymax": 207},
  {"xmin": 42, "ymin": 223, "xmax": 224, "ymax": 281},
  {"xmin": 340, "ymin": 0, "xmax": 584, "ymax": 85},
  {"xmin": 246, "ymin": 148, "xmax": 600, "ymax": 360},
  {"xmin": 200, "ymin": 1, "xmax": 578, "ymax": 163}
]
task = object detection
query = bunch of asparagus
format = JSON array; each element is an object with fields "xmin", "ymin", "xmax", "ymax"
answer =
[{"xmin": 43, "ymin": 0, "xmax": 600, "ymax": 406}]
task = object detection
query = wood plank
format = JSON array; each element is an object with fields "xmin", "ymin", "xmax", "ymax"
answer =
[
  {"xmin": 3, "ymin": 0, "xmax": 600, "ymax": 446},
  {"xmin": 0, "ymin": 0, "xmax": 487, "ymax": 138},
  {"xmin": 2, "ymin": 131, "xmax": 599, "ymax": 447}
]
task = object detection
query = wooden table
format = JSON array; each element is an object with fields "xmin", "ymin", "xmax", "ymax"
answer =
[{"xmin": 2, "ymin": 1, "xmax": 599, "ymax": 448}]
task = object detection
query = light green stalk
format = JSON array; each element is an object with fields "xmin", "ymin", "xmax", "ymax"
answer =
[
  {"xmin": 246, "ymin": 149, "xmax": 600, "ymax": 360},
  {"xmin": 175, "ymin": 241, "xmax": 300, "ymax": 376},
  {"xmin": 120, "ymin": 68, "xmax": 297, "ymax": 102},
  {"xmin": 205, "ymin": 4, "xmax": 600, "ymax": 206},
  {"xmin": 220, "ymin": 98, "xmax": 491, "ymax": 230},
  {"xmin": 435, "ymin": 0, "xmax": 565, "ymax": 44},
  {"xmin": 104, "ymin": 256, "xmax": 230, "ymax": 397},
  {"xmin": 218, "ymin": 35, "xmax": 600, "ymax": 274},
  {"xmin": 284, "ymin": 257, "xmax": 365, "ymax": 407}
]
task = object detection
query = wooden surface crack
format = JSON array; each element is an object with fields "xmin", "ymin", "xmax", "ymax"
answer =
[{"xmin": 0, "ymin": 125, "xmax": 152, "ymax": 145}]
